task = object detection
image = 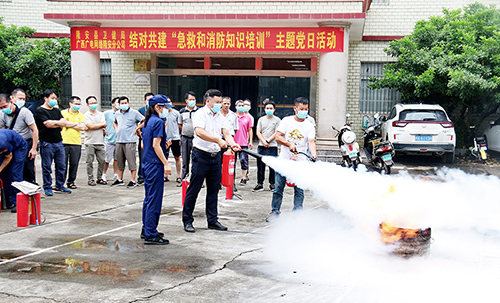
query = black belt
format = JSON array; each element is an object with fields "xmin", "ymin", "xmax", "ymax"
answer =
[
  {"xmin": 182, "ymin": 135, "xmax": 194, "ymax": 139},
  {"xmin": 193, "ymin": 147, "xmax": 220, "ymax": 157}
]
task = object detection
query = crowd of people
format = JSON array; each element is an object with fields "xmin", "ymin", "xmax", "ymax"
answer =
[{"xmin": 0, "ymin": 88, "xmax": 317, "ymax": 245}]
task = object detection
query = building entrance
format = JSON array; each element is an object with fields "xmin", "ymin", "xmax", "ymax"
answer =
[{"xmin": 157, "ymin": 75, "xmax": 311, "ymax": 119}]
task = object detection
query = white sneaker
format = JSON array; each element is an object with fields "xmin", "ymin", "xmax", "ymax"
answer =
[
  {"xmin": 102, "ymin": 174, "xmax": 107, "ymax": 182},
  {"xmin": 113, "ymin": 174, "xmax": 119, "ymax": 181}
]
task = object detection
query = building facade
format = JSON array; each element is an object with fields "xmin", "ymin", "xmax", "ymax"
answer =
[{"xmin": 1, "ymin": 0, "xmax": 497, "ymax": 147}]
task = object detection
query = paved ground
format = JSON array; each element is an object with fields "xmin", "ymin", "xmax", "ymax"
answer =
[
  {"xmin": 1, "ymin": 149, "xmax": 500, "ymax": 303},
  {"xmin": 0, "ymin": 151, "xmax": 329, "ymax": 303}
]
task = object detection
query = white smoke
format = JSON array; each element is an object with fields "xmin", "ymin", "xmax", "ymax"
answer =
[{"xmin": 261, "ymin": 157, "xmax": 500, "ymax": 303}]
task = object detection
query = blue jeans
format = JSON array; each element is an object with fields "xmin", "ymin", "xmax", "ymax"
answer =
[
  {"xmin": 40, "ymin": 141, "xmax": 66, "ymax": 190},
  {"xmin": 271, "ymin": 171, "xmax": 304, "ymax": 214}
]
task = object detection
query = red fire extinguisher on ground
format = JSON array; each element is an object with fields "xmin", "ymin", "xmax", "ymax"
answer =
[
  {"xmin": 286, "ymin": 153, "xmax": 299, "ymax": 187},
  {"xmin": 222, "ymin": 148, "xmax": 235, "ymax": 199}
]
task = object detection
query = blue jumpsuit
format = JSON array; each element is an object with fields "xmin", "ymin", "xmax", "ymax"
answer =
[
  {"xmin": 0, "ymin": 129, "xmax": 28, "ymax": 206},
  {"xmin": 141, "ymin": 114, "xmax": 168, "ymax": 239}
]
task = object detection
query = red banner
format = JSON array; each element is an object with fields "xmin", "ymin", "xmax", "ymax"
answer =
[{"xmin": 71, "ymin": 27, "xmax": 344, "ymax": 53}]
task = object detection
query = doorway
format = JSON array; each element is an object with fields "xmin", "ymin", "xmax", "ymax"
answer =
[{"xmin": 157, "ymin": 75, "xmax": 310, "ymax": 119}]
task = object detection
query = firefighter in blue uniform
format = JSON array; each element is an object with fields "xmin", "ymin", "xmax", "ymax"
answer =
[
  {"xmin": 140, "ymin": 94, "xmax": 172, "ymax": 245},
  {"xmin": 0, "ymin": 129, "xmax": 28, "ymax": 212}
]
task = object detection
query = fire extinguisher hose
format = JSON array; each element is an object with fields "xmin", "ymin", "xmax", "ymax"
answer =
[{"xmin": 240, "ymin": 149, "xmax": 263, "ymax": 159}]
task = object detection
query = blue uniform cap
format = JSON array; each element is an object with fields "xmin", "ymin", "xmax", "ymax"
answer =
[{"xmin": 148, "ymin": 94, "xmax": 169, "ymax": 106}]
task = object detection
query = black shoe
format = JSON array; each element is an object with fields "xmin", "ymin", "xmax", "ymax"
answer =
[
  {"xmin": 208, "ymin": 221, "xmax": 228, "ymax": 231},
  {"xmin": 137, "ymin": 178, "xmax": 144, "ymax": 185},
  {"xmin": 184, "ymin": 223, "xmax": 195, "ymax": 233},
  {"xmin": 11, "ymin": 206, "xmax": 16, "ymax": 213},
  {"xmin": 233, "ymin": 186, "xmax": 238, "ymax": 192},
  {"xmin": 144, "ymin": 235, "xmax": 169, "ymax": 245},
  {"xmin": 253, "ymin": 184, "xmax": 264, "ymax": 191},
  {"xmin": 127, "ymin": 181, "xmax": 137, "ymax": 188},
  {"xmin": 140, "ymin": 230, "xmax": 164, "ymax": 239},
  {"xmin": 269, "ymin": 184, "xmax": 275, "ymax": 191},
  {"xmin": 111, "ymin": 180, "xmax": 124, "ymax": 187}
]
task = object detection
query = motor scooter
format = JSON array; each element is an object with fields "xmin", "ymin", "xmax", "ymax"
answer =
[
  {"xmin": 362, "ymin": 114, "xmax": 395, "ymax": 174},
  {"xmin": 332, "ymin": 113, "xmax": 360, "ymax": 171},
  {"xmin": 468, "ymin": 125, "xmax": 488, "ymax": 163}
]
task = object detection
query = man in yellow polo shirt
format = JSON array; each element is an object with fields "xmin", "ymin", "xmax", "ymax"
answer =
[{"xmin": 62, "ymin": 96, "xmax": 87, "ymax": 189}]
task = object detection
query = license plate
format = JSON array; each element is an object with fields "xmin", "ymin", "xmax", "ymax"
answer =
[
  {"xmin": 382, "ymin": 154, "xmax": 392, "ymax": 161},
  {"xmin": 480, "ymin": 146, "xmax": 487, "ymax": 150},
  {"xmin": 415, "ymin": 135, "xmax": 432, "ymax": 141},
  {"xmin": 349, "ymin": 152, "xmax": 357, "ymax": 158}
]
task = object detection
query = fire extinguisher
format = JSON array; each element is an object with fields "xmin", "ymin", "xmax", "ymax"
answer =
[
  {"xmin": 286, "ymin": 153, "xmax": 299, "ymax": 187},
  {"xmin": 181, "ymin": 179, "xmax": 190, "ymax": 206},
  {"xmin": 221, "ymin": 148, "xmax": 235, "ymax": 187}
]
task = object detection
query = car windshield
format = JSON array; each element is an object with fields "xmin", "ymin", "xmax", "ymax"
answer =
[{"xmin": 399, "ymin": 110, "xmax": 448, "ymax": 122}]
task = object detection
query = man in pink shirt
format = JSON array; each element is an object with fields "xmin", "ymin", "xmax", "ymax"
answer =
[{"xmin": 234, "ymin": 100, "xmax": 253, "ymax": 186}]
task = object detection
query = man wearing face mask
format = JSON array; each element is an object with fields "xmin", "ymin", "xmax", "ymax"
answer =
[
  {"xmin": 0, "ymin": 89, "xmax": 39, "ymax": 186},
  {"xmin": 103, "ymin": 97, "xmax": 120, "ymax": 182},
  {"xmin": 178, "ymin": 91, "xmax": 198, "ymax": 182},
  {"xmin": 84, "ymin": 96, "xmax": 107, "ymax": 186},
  {"xmin": 182, "ymin": 89, "xmax": 241, "ymax": 233},
  {"xmin": 112, "ymin": 96, "xmax": 144, "ymax": 188},
  {"xmin": 254, "ymin": 100, "xmax": 280, "ymax": 192},
  {"xmin": 266, "ymin": 97, "xmax": 317, "ymax": 222},
  {"xmin": 36, "ymin": 89, "xmax": 84, "ymax": 196},
  {"xmin": 62, "ymin": 96, "xmax": 88, "ymax": 190}
]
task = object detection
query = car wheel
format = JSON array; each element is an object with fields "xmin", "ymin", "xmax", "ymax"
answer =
[{"xmin": 443, "ymin": 151, "xmax": 455, "ymax": 164}]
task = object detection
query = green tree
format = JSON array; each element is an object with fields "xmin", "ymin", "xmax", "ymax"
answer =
[
  {"xmin": 370, "ymin": 3, "xmax": 500, "ymax": 145},
  {"xmin": 0, "ymin": 18, "xmax": 70, "ymax": 100}
]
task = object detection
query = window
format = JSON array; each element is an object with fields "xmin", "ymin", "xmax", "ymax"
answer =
[
  {"xmin": 100, "ymin": 59, "xmax": 112, "ymax": 107},
  {"xmin": 60, "ymin": 75, "xmax": 72, "ymax": 108},
  {"xmin": 359, "ymin": 62, "xmax": 400, "ymax": 113}
]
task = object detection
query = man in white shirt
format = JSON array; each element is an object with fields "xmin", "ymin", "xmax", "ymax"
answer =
[
  {"xmin": 182, "ymin": 89, "xmax": 241, "ymax": 233},
  {"xmin": 84, "ymin": 96, "xmax": 107, "ymax": 186},
  {"xmin": 267, "ymin": 97, "xmax": 317, "ymax": 222}
]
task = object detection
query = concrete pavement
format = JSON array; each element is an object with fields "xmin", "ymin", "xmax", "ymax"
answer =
[
  {"xmin": 2, "ymin": 150, "xmax": 500, "ymax": 302},
  {"xmin": 0, "ymin": 152, "xmax": 327, "ymax": 303}
]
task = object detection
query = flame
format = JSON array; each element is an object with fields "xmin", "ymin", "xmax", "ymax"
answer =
[{"xmin": 379, "ymin": 222, "xmax": 421, "ymax": 244}]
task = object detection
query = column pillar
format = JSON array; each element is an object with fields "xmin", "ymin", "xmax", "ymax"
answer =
[
  {"xmin": 316, "ymin": 22, "xmax": 350, "ymax": 147},
  {"xmin": 69, "ymin": 22, "xmax": 101, "ymax": 112}
]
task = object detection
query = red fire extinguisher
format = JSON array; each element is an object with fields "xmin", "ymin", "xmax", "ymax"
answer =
[
  {"xmin": 221, "ymin": 148, "xmax": 235, "ymax": 187},
  {"xmin": 222, "ymin": 148, "xmax": 235, "ymax": 199},
  {"xmin": 286, "ymin": 153, "xmax": 299, "ymax": 187},
  {"xmin": 181, "ymin": 179, "xmax": 190, "ymax": 206}
]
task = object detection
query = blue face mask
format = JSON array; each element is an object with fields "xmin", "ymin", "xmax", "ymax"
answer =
[
  {"xmin": 212, "ymin": 103, "xmax": 222, "ymax": 113},
  {"xmin": 244, "ymin": 105, "xmax": 250, "ymax": 112},
  {"xmin": 120, "ymin": 104, "xmax": 129, "ymax": 111},
  {"xmin": 237, "ymin": 107, "xmax": 245, "ymax": 113},
  {"xmin": 15, "ymin": 100, "xmax": 25, "ymax": 108},
  {"xmin": 48, "ymin": 99, "xmax": 58, "ymax": 107},
  {"xmin": 188, "ymin": 100, "xmax": 196, "ymax": 108},
  {"xmin": 265, "ymin": 110, "xmax": 274, "ymax": 116},
  {"xmin": 89, "ymin": 104, "xmax": 98, "ymax": 111},
  {"xmin": 297, "ymin": 110, "xmax": 308, "ymax": 119},
  {"xmin": 159, "ymin": 109, "xmax": 168, "ymax": 119},
  {"xmin": 2, "ymin": 107, "xmax": 12, "ymax": 115},
  {"xmin": 72, "ymin": 105, "xmax": 81, "ymax": 112}
]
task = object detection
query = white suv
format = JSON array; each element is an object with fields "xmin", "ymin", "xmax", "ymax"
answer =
[{"xmin": 380, "ymin": 104, "xmax": 456, "ymax": 163}]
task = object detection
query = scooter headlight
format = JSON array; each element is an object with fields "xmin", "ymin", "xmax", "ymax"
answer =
[{"xmin": 342, "ymin": 131, "xmax": 356, "ymax": 144}]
